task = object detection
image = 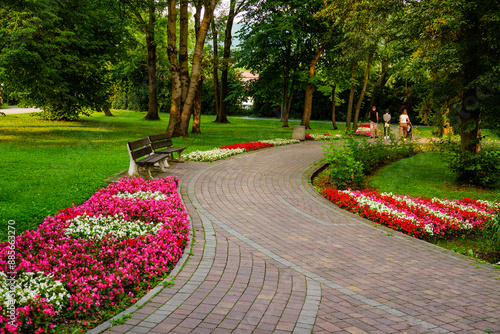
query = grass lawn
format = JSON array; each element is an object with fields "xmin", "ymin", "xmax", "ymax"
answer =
[
  {"xmin": 367, "ymin": 151, "xmax": 500, "ymax": 202},
  {"xmin": 0, "ymin": 110, "xmax": 342, "ymax": 240}
]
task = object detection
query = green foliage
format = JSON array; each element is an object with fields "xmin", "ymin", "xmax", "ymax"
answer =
[
  {"xmin": 323, "ymin": 141, "xmax": 365, "ymax": 189},
  {"xmin": 482, "ymin": 215, "xmax": 500, "ymax": 251},
  {"xmin": 323, "ymin": 136, "xmax": 420, "ymax": 189},
  {"xmin": 447, "ymin": 145, "xmax": 500, "ymax": 188},
  {"xmin": 0, "ymin": 0, "xmax": 125, "ymax": 120}
]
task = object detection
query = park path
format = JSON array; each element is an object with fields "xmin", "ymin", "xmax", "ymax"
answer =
[{"xmin": 97, "ymin": 141, "xmax": 500, "ymax": 334}]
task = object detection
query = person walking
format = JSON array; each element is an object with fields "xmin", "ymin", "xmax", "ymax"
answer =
[
  {"xmin": 369, "ymin": 106, "xmax": 379, "ymax": 138},
  {"xmin": 383, "ymin": 109, "xmax": 391, "ymax": 139},
  {"xmin": 399, "ymin": 109, "xmax": 410, "ymax": 139}
]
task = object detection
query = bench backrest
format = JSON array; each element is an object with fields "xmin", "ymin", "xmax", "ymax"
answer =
[
  {"xmin": 127, "ymin": 138, "xmax": 153, "ymax": 160},
  {"xmin": 149, "ymin": 133, "xmax": 173, "ymax": 151}
]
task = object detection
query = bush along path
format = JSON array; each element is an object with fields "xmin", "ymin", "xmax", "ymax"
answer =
[{"xmin": 0, "ymin": 177, "xmax": 190, "ymax": 334}]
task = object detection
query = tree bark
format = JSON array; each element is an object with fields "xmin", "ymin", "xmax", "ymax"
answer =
[
  {"xmin": 192, "ymin": 0, "xmax": 203, "ymax": 134},
  {"xmin": 301, "ymin": 45, "xmax": 325, "ymax": 130},
  {"xmin": 179, "ymin": 0, "xmax": 189, "ymax": 105},
  {"xmin": 143, "ymin": 2, "xmax": 160, "ymax": 120},
  {"xmin": 178, "ymin": 0, "xmax": 217, "ymax": 136},
  {"xmin": 192, "ymin": 79, "xmax": 202, "ymax": 133},
  {"xmin": 331, "ymin": 84, "xmax": 338, "ymax": 130},
  {"xmin": 217, "ymin": 0, "xmax": 237, "ymax": 124},
  {"xmin": 104, "ymin": 107, "xmax": 114, "ymax": 117},
  {"xmin": 211, "ymin": 18, "xmax": 221, "ymax": 120},
  {"xmin": 166, "ymin": 0, "xmax": 182, "ymax": 135},
  {"xmin": 282, "ymin": 41, "xmax": 291, "ymax": 127},
  {"xmin": 345, "ymin": 63, "xmax": 357, "ymax": 133},
  {"xmin": 353, "ymin": 52, "xmax": 374, "ymax": 131}
]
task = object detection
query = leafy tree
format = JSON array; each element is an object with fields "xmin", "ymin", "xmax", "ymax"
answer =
[
  {"xmin": 0, "ymin": 0, "xmax": 125, "ymax": 120},
  {"xmin": 402, "ymin": 0, "xmax": 500, "ymax": 152}
]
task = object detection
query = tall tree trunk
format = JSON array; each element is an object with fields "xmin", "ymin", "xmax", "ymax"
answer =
[
  {"xmin": 331, "ymin": 85, "xmax": 338, "ymax": 130},
  {"xmin": 192, "ymin": 79, "xmax": 202, "ymax": 133},
  {"xmin": 367, "ymin": 57, "xmax": 389, "ymax": 114},
  {"xmin": 217, "ymin": 0, "xmax": 237, "ymax": 124},
  {"xmin": 353, "ymin": 52, "xmax": 374, "ymax": 131},
  {"xmin": 345, "ymin": 63, "xmax": 357, "ymax": 133},
  {"xmin": 166, "ymin": 0, "xmax": 181, "ymax": 135},
  {"xmin": 192, "ymin": 0, "xmax": 203, "ymax": 134},
  {"xmin": 301, "ymin": 45, "xmax": 325, "ymax": 130},
  {"xmin": 179, "ymin": 0, "xmax": 189, "ymax": 105},
  {"xmin": 212, "ymin": 18, "xmax": 221, "ymax": 120},
  {"xmin": 178, "ymin": 0, "xmax": 217, "ymax": 136},
  {"xmin": 143, "ymin": 2, "xmax": 159, "ymax": 120},
  {"xmin": 104, "ymin": 107, "xmax": 114, "ymax": 117},
  {"xmin": 459, "ymin": 6, "xmax": 482, "ymax": 153},
  {"xmin": 282, "ymin": 41, "xmax": 291, "ymax": 127}
]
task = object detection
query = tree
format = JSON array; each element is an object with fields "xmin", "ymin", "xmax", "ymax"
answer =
[
  {"xmin": 238, "ymin": 0, "xmax": 323, "ymax": 127},
  {"xmin": 0, "ymin": 0, "xmax": 125, "ymax": 120},
  {"xmin": 118, "ymin": 0, "xmax": 172, "ymax": 121},
  {"xmin": 402, "ymin": 0, "xmax": 500, "ymax": 152},
  {"xmin": 166, "ymin": 0, "xmax": 218, "ymax": 137},
  {"xmin": 215, "ymin": 0, "xmax": 247, "ymax": 124}
]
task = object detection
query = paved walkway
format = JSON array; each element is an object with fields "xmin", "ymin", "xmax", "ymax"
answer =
[{"xmin": 98, "ymin": 141, "xmax": 500, "ymax": 334}]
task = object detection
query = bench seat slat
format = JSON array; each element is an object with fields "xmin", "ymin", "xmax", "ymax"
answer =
[
  {"xmin": 135, "ymin": 153, "xmax": 170, "ymax": 165},
  {"xmin": 155, "ymin": 147, "xmax": 187, "ymax": 154}
]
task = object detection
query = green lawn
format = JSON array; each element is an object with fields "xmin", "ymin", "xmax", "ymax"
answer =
[
  {"xmin": 0, "ymin": 110, "xmax": 342, "ymax": 239},
  {"xmin": 367, "ymin": 151, "xmax": 500, "ymax": 202}
]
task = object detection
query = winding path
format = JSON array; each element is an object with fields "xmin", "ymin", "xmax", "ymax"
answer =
[{"xmin": 96, "ymin": 141, "xmax": 500, "ymax": 334}]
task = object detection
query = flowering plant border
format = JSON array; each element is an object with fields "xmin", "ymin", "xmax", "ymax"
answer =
[
  {"xmin": 182, "ymin": 138, "xmax": 299, "ymax": 162},
  {"xmin": 323, "ymin": 188, "xmax": 498, "ymax": 239},
  {"xmin": 0, "ymin": 177, "xmax": 190, "ymax": 333}
]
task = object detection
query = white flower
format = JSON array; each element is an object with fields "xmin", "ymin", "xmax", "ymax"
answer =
[
  {"xmin": 115, "ymin": 191, "xmax": 168, "ymax": 201},
  {"xmin": 65, "ymin": 213, "xmax": 164, "ymax": 240},
  {"xmin": 0, "ymin": 271, "xmax": 70, "ymax": 314}
]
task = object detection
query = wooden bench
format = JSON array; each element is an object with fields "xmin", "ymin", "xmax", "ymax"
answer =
[
  {"xmin": 127, "ymin": 138, "xmax": 170, "ymax": 179},
  {"xmin": 148, "ymin": 133, "xmax": 187, "ymax": 162}
]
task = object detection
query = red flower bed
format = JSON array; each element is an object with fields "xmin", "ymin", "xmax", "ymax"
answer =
[{"xmin": 220, "ymin": 142, "xmax": 274, "ymax": 151}]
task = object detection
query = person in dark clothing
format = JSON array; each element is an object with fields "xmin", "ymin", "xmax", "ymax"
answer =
[{"xmin": 369, "ymin": 106, "xmax": 378, "ymax": 138}]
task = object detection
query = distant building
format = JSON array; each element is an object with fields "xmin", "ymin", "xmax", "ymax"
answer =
[{"xmin": 240, "ymin": 71, "xmax": 259, "ymax": 110}]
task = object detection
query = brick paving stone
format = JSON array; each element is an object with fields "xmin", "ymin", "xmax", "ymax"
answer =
[{"xmin": 95, "ymin": 141, "xmax": 500, "ymax": 334}]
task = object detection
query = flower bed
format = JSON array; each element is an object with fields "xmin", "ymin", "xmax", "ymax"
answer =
[
  {"xmin": 0, "ymin": 177, "xmax": 190, "ymax": 333},
  {"xmin": 322, "ymin": 188, "xmax": 498, "ymax": 238},
  {"xmin": 354, "ymin": 124, "xmax": 371, "ymax": 137},
  {"xmin": 220, "ymin": 142, "xmax": 274, "ymax": 151},
  {"xmin": 182, "ymin": 138, "xmax": 299, "ymax": 162},
  {"xmin": 305, "ymin": 134, "xmax": 336, "ymax": 141}
]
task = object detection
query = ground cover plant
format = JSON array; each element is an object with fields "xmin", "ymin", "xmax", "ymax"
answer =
[
  {"xmin": 0, "ymin": 110, "xmax": 341, "ymax": 240},
  {"xmin": 0, "ymin": 176, "xmax": 190, "ymax": 333}
]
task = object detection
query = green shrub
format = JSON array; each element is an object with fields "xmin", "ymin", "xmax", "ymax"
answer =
[
  {"xmin": 345, "ymin": 137, "xmax": 419, "ymax": 175},
  {"xmin": 447, "ymin": 146, "xmax": 500, "ymax": 187},
  {"xmin": 323, "ymin": 141, "xmax": 364, "ymax": 189},
  {"xmin": 481, "ymin": 214, "xmax": 500, "ymax": 251}
]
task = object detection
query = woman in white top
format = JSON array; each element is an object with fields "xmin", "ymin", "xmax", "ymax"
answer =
[{"xmin": 399, "ymin": 109, "xmax": 410, "ymax": 138}]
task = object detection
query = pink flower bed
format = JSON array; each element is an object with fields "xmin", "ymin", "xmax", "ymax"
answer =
[
  {"xmin": 0, "ymin": 177, "xmax": 190, "ymax": 333},
  {"xmin": 323, "ymin": 188, "xmax": 498, "ymax": 238},
  {"xmin": 220, "ymin": 142, "xmax": 274, "ymax": 151},
  {"xmin": 355, "ymin": 124, "xmax": 371, "ymax": 136}
]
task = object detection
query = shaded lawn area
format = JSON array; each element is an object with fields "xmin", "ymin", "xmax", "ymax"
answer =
[
  {"xmin": 367, "ymin": 151, "xmax": 499, "ymax": 202},
  {"xmin": 0, "ymin": 110, "xmax": 341, "ymax": 240}
]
